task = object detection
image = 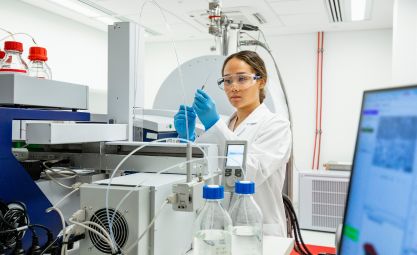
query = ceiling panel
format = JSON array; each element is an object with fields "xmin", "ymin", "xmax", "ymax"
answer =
[
  {"xmin": 124, "ymin": 8, "xmax": 184, "ymax": 25},
  {"xmin": 280, "ymin": 13, "xmax": 329, "ymax": 26},
  {"xmin": 18, "ymin": 0, "xmax": 394, "ymax": 41},
  {"xmin": 270, "ymin": 0, "xmax": 326, "ymax": 15}
]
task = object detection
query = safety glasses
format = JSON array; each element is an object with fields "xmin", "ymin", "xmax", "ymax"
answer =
[{"xmin": 217, "ymin": 73, "xmax": 261, "ymax": 90}]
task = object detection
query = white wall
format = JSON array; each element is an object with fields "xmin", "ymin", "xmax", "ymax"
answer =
[
  {"xmin": 392, "ymin": 0, "xmax": 417, "ymax": 84},
  {"xmin": 0, "ymin": 0, "xmax": 108, "ymax": 113},
  {"xmin": 144, "ymin": 29, "xmax": 393, "ymax": 171},
  {"xmin": 144, "ymin": 40, "xmax": 214, "ymax": 107}
]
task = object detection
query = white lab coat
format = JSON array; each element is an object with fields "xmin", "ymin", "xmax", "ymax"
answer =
[{"xmin": 197, "ymin": 103, "xmax": 292, "ymax": 237}]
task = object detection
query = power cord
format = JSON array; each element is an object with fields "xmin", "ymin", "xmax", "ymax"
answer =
[
  {"xmin": 29, "ymin": 224, "xmax": 54, "ymax": 253},
  {"xmin": 0, "ymin": 202, "xmax": 29, "ymax": 251},
  {"xmin": 0, "ymin": 200, "xmax": 57, "ymax": 254},
  {"xmin": 13, "ymin": 236, "xmax": 24, "ymax": 255},
  {"xmin": 283, "ymin": 194, "xmax": 312, "ymax": 255},
  {"xmin": 28, "ymin": 227, "xmax": 42, "ymax": 255}
]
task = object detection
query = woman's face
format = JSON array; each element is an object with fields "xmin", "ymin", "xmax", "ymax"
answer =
[{"xmin": 222, "ymin": 57, "xmax": 264, "ymax": 110}]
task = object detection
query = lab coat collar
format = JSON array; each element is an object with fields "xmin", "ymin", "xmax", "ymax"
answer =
[{"xmin": 228, "ymin": 103, "xmax": 270, "ymax": 131}]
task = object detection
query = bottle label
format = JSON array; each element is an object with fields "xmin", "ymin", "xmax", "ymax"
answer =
[{"xmin": 0, "ymin": 69, "xmax": 27, "ymax": 73}]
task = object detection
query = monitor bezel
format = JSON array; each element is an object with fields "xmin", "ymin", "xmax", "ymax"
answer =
[{"xmin": 338, "ymin": 84, "xmax": 417, "ymax": 253}]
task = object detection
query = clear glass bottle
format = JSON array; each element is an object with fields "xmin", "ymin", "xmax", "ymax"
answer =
[
  {"xmin": 229, "ymin": 181, "xmax": 263, "ymax": 255},
  {"xmin": 193, "ymin": 185, "xmax": 232, "ymax": 255},
  {"xmin": 0, "ymin": 41, "xmax": 28, "ymax": 74},
  {"xmin": 28, "ymin": 46, "xmax": 51, "ymax": 79}
]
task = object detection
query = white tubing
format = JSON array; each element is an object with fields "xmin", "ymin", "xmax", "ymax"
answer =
[
  {"xmin": 105, "ymin": 138, "xmax": 208, "ymax": 247},
  {"xmin": 124, "ymin": 199, "xmax": 169, "ymax": 253}
]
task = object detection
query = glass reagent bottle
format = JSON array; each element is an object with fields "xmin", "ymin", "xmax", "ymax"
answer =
[
  {"xmin": 193, "ymin": 185, "xmax": 232, "ymax": 255},
  {"xmin": 229, "ymin": 181, "xmax": 263, "ymax": 255}
]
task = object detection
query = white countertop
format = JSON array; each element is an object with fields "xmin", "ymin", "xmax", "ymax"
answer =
[
  {"xmin": 301, "ymin": 230, "xmax": 336, "ymax": 248},
  {"xmin": 187, "ymin": 236, "xmax": 294, "ymax": 255}
]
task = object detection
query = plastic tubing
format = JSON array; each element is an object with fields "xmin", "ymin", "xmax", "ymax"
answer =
[
  {"xmin": 44, "ymin": 207, "xmax": 66, "ymax": 255},
  {"xmin": 45, "ymin": 188, "xmax": 80, "ymax": 255},
  {"xmin": 135, "ymin": 0, "xmax": 191, "ymax": 141},
  {"xmin": 44, "ymin": 171, "xmax": 73, "ymax": 189},
  {"xmin": 105, "ymin": 138, "xmax": 208, "ymax": 247},
  {"xmin": 118, "ymin": 155, "xmax": 244, "ymax": 254},
  {"xmin": 0, "ymin": 32, "xmax": 37, "ymax": 44},
  {"xmin": 68, "ymin": 219, "xmax": 116, "ymax": 253},
  {"xmin": 53, "ymin": 188, "xmax": 80, "ymax": 209},
  {"xmin": 123, "ymin": 200, "xmax": 169, "ymax": 253},
  {"xmin": 110, "ymin": 153, "xmax": 244, "ymax": 228},
  {"xmin": 107, "ymin": 152, "xmax": 245, "ymax": 247},
  {"xmin": 0, "ymin": 28, "xmax": 15, "ymax": 40}
]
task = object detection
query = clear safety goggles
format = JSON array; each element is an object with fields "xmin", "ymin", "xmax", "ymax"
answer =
[{"xmin": 217, "ymin": 73, "xmax": 261, "ymax": 90}]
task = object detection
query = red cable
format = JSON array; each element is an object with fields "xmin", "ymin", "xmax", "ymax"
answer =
[
  {"xmin": 312, "ymin": 32, "xmax": 321, "ymax": 169},
  {"xmin": 316, "ymin": 32, "xmax": 324, "ymax": 170}
]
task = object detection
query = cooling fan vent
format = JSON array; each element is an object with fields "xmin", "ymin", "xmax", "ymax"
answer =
[{"xmin": 89, "ymin": 208, "xmax": 129, "ymax": 254}]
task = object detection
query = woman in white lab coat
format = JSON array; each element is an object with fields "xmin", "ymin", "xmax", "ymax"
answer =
[{"xmin": 174, "ymin": 50, "xmax": 292, "ymax": 237}]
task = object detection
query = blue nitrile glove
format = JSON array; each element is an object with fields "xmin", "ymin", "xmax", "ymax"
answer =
[
  {"xmin": 192, "ymin": 89, "xmax": 220, "ymax": 130},
  {"xmin": 174, "ymin": 105, "xmax": 196, "ymax": 141}
]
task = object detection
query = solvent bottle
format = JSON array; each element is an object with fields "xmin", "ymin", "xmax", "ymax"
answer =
[
  {"xmin": 28, "ymin": 46, "xmax": 51, "ymax": 79},
  {"xmin": 193, "ymin": 185, "xmax": 232, "ymax": 255},
  {"xmin": 0, "ymin": 41, "xmax": 28, "ymax": 74},
  {"xmin": 229, "ymin": 181, "xmax": 263, "ymax": 255}
]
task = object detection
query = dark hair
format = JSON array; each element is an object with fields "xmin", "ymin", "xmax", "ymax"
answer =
[{"xmin": 221, "ymin": 50, "xmax": 267, "ymax": 103}]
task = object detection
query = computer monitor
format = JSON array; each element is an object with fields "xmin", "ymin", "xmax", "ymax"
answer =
[{"xmin": 339, "ymin": 85, "xmax": 417, "ymax": 255}]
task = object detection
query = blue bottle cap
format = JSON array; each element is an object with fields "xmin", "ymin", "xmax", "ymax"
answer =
[
  {"xmin": 235, "ymin": 181, "xmax": 255, "ymax": 194},
  {"xmin": 203, "ymin": 185, "xmax": 224, "ymax": 199}
]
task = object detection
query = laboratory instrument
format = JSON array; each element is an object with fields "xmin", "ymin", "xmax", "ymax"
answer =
[
  {"xmin": 229, "ymin": 181, "xmax": 263, "ymax": 255},
  {"xmin": 193, "ymin": 185, "xmax": 232, "ymax": 255},
  {"xmin": 80, "ymin": 173, "xmax": 201, "ymax": 255},
  {"xmin": 0, "ymin": 73, "xmax": 88, "ymax": 110},
  {"xmin": 222, "ymin": 141, "xmax": 247, "ymax": 191}
]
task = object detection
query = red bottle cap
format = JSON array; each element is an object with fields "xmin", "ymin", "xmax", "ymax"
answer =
[
  {"xmin": 28, "ymin": 46, "xmax": 48, "ymax": 61},
  {"xmin": 0, "ymin": 50, "xmax": 5, "ymax": 59},
  {"xmin": 4, "ymin": 41, "xmax": 24, "ymax": 52}
]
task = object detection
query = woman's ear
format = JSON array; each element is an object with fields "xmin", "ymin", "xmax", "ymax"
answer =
[{"xmin": 259, "ymin": 78, "xmax": 266, "ymax": 88}]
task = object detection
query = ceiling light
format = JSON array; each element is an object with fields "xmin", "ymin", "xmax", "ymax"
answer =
[
  {"xmin": 48, "ymin": 0, "xmax": 121, "ymax": 25},
  {"xmin": 351, "ymin": 0, "xmax": 371, "ymax": 21},
  {"xmin": 48, "ymin": 0, "xmax": 102, "ymax": 17}
]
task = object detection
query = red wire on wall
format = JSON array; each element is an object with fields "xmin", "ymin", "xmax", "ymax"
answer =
[
  {"xmin": 316, "ymin": 32, "xmax": 324, "ymax": 170},
  {"xmin": 312, "ymin": 32, "xmax": 320, "ymax": 169},
  {"xmin": 312, "ymin": 31, "xmax": 324, "ymax": 170}
]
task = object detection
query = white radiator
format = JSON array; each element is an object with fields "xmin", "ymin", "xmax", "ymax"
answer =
[{"xmin": 298, "ymin": 170, "xmax": 350, "ymax": 232}]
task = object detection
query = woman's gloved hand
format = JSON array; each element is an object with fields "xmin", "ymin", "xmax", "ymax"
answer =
[
  {"xmin": 193, "ymin": 89, "xmax": 220, "ymax": 130},
  {"xmin": 174, "ymin": 105, "xmax": 196, "ymax": 141}
]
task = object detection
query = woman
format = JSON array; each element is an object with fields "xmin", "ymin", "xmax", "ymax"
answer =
[{"xmin": 174, "ymin": 50, "xmax": 291, "ymax": 237}]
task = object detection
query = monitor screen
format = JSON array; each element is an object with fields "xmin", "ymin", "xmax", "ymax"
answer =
[
  {"xmin": 339, "ymin": 86, "xmax": 417, "ymax": 255},
  {"xmin": 226, "ymin": 144, "xmax": 245, "ymax": 167}
]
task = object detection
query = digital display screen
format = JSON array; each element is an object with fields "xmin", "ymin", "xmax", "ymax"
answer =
[
  {"xmin": 226, "ymin": 144, "xmax": 245, "ymax": 167},
  {"xmin": 340, "ymin": 87, "xmax": 417, "ymax": 255}
]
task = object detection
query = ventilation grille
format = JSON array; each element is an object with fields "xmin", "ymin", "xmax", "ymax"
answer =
[
  {"xmin": 311, "ymin": 179, "xmax": 348, "ymax": 229},
  {"xmin": 89, "ymin": 208, "xmax": 129, "ymax": 254},
  {"xmin": 325, "ymin": 0, "xmax": 343, "ymax": 22}
]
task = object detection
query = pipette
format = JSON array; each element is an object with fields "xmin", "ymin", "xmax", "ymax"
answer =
[{"xmin": 201, "ymin": 70, "xmax": 213, "ymax": 91}]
